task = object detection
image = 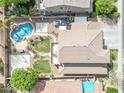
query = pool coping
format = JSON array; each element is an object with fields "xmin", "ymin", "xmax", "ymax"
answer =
[{"xmin": 9, "ymin": 22, "xmax": 35, "ymax": 43}]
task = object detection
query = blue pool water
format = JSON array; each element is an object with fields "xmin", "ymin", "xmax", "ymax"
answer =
[
  {"xmin": 82, "ymin": 81, "xmax": 94, "ymax": 92},
  {"xmin": 10, "ymin": 23, "xmax": 33, "ymax": 42}
]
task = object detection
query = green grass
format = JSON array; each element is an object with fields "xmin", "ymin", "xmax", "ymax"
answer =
[
  {"xmin": 33, "ymin": 57, "xmax": 51, "ymax": 73},
  {"xmin": 31, "ymin": 37, "xmax": 51, "ymax": 53},
  {"xmin": 110, "ymin": 49, "xmax": 118, "ymax": 61},
  {"xmin": 112, "ymin": 63, "xmax": 118, "ymax": 71},
  {"xmin": 0, "ymin": 58, "xmax": 4, "ymax": 72},
  {"xmin": 106, "ymin": 87, "xmax": 118, "ymax": 93}
]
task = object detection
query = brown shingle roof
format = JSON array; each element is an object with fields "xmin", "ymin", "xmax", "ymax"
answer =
[
  {"xmin": 61, "ymin": 67, "xmax": 108, "ymax": 75},
  {"xmin": 58, "ymin": 22, "xmax": 101, "ymax": 49},
  {"xmin": 59, "ymin": 46, "xmax": 109, "ymax": 63},
  {"xmin": 58, "ymin": 22, "xmax": 110, "ymax": 75},
  {"xmin": 59, "ymin": 22, "xmax": 110, "ymax": 64}
]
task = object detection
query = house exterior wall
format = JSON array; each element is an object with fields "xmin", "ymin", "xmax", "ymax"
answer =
[{"xmin": 45, "ymin": 5, "xmax": 92, "ymax": 14}]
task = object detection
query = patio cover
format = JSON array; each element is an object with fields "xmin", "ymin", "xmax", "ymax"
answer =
[
  {"xmin": 35, "ymin": 23, "xmax": 48, "ymax": 33},
  {"xmin": 9, "ymin": 54, "xmax": 31, "ymax": 75}
]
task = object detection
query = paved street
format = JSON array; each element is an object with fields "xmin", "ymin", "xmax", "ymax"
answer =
[
  {"xmin": 122, "ymin": 0, "xmax": 124, "ymax": 57},
  {"xmin": 122, "ymin": 0, "xmax": 124, "ymax": 92},
  {"xmin": 117, "ymin": 0, "xmax": 123, "ymax": 93}
]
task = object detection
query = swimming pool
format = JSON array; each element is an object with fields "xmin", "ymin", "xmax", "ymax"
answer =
[
  {"xmin": 82, "ymin": 81, "xmax": 94, "ymax": 92},
  {"xmin": 10, "ymin": 22, "xmax": 33, "ymax": 42}
]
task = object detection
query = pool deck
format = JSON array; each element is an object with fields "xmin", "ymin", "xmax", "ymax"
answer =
[{"xmin": 85, "ymin": 82, "xmax": 103, "ymax": 93}]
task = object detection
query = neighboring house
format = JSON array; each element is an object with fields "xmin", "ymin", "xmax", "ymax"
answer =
[
  {"xmin": 38, "ymin": 0, "xmax": 93, "ymax": 15},
  {"xmin": 58, "ymin": 22, "xmax": 110, "ymax": 76}
]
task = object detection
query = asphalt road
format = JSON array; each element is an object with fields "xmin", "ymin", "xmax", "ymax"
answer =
[
  {"xmin": 120, "ymin": 0, "xmax": 124, "ymax": 93},
  {"xmin": 122, "ymin": 0, "xmax": 124, "ymax": 57}
]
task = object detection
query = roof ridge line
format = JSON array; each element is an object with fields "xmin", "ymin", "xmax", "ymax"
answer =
[{"xmin": 88, "ymin": 31, "xmax": 103, "ymax": 47}]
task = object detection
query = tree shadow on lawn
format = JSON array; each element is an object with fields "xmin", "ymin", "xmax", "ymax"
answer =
[{"xmin": 31, "ymin": 80, "xmax": 46, "ymax": 93}]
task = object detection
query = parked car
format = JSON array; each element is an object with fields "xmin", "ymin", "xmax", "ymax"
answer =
[{"xmin": 53, "ymin": 19, "xmax": 62, "ymax": 26}]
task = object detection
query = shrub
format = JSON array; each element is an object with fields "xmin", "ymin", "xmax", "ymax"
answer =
[
  {"xmin": 91, "ymin": 12, "xmax": 97, "ymax": 17},
  {"xmin": 112, "ymin": 12, "xmax": 120, "ymax": 18},
  {"xmin": 0, "ymin": 58, "xmax": 4, "ymax": 73},
  {"xmin": 110, "ymin": 49, "xmax": 118, "ymax": 61},
  {"xmin": 0, "ymin": 84, "xmax": 4, "ymax": 93},
  {"xmin": 0, "ymin": 21, "xmax": 4, "ymax": 29}
]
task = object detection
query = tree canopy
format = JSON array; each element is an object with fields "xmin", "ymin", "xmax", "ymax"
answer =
[
  {"xmin": 10, "ymin": 68, "xmax": 38, "ymax": 91},
  {"xmin": 95, "ymin": 0, "xmax": 115, "ymax": 15},
  {"xmin": 95, "ymin": 0, "xmax": 120, "ymax": 18},
  {"xmin": 0, "ymin": 0, "xmax": 30, "ymax": 6}
]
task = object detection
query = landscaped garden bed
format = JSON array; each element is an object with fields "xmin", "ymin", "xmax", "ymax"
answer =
[
  {"xmin": 0, "ymin": 58, "xmax": 4, "ymax": 74},
  {"xmin": 33, "ymin": 56, "xmax": 51, "ymax": 74},
  {"xmin": 30, "ymin": 37, "xmax": 51, "ymax": 53}
]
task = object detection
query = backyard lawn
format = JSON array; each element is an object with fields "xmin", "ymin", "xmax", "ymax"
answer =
[
  {"xmin": 112, "ymin": 63, "xmax": 118, "ymax": 71},
  {"xmin": 33, "ymin": 57, "xmax": 51, "ymax": 73},
  {"xmin": 31, "ymin": 37, "xmax": 51, "ymax": 53}
]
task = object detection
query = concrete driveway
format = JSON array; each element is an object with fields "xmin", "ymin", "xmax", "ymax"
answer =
[{"xmin": 101, "ymin": 22, "xmax": 119, "ymax": 49}]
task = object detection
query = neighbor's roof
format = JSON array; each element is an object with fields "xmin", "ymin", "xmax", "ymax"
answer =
[
  {"xmin": 34, "ymin": 80, "xmax": 82, "ymax": 93},
  {"xmin": 43, "ymin": 0, "xmax": 91, "ymax": 8},
  {"xmin": 31, "ymin": 80, "xmax": 103, "ymax": 93}
]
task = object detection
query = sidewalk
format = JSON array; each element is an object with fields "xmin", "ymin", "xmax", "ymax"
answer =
[{"xmin": 117, "ymin": 0, "xmax": 123, "ymax": 93}]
